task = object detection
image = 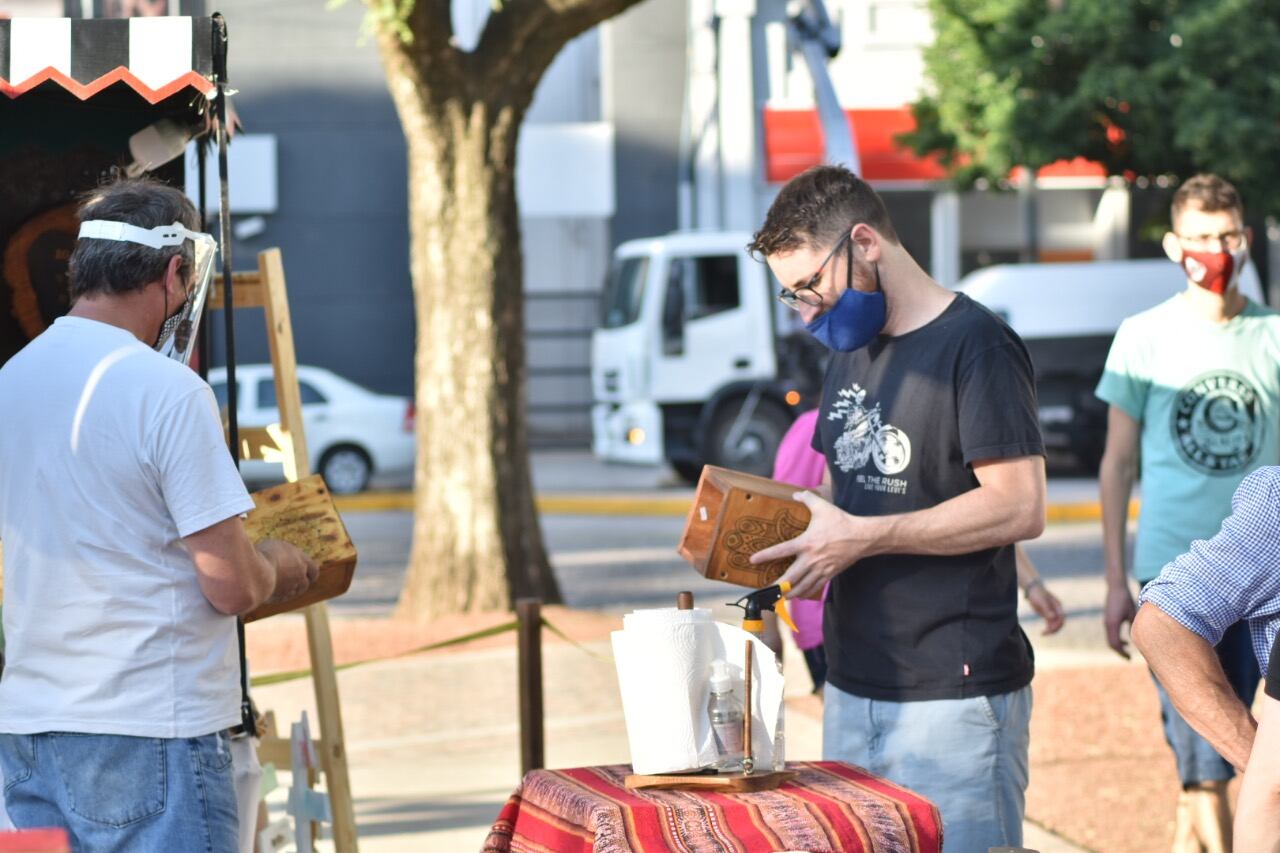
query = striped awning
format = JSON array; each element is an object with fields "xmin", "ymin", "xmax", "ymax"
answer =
[{"xmin": 0, "ymin": 16, "xmax": 214, "ymax": 103}]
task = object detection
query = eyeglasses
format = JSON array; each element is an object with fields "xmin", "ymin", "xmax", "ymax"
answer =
[
  {"xmin": 777, "ymin": 231, "xmax": 851, "ymax": 310},
  {"xmin": 1177, "ymin": 229, "xmax": 1248, "ymax": 251}
]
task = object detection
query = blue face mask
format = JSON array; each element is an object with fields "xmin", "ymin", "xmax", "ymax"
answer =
[{"xmin": 804, "ymin": 259, "xmax": 887, "ymax": 351}]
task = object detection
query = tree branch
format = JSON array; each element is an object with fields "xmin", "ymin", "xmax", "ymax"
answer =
[
  {"xmin": 474, "ymin": 0, "xmax": 647, "ymax": 97},
  {"xmin": 367, "ymin": 0, "xmax": 465, "ymax": 98}
]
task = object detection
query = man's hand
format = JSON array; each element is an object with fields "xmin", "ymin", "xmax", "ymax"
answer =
[
  {"xmin": 1105, "ymin": 583, "xmax": 1138, "ymax": 659},
  {"xmin": 1026, "ymin": 582, "xmax": 1066, "ymax": 635},
  {"xmin": 749, "ymin": 491, "xmax": 875, "ymax": 600},
  {"xmin": 257, "ymin": 539, "xmax": 319, "ymax": 604}
]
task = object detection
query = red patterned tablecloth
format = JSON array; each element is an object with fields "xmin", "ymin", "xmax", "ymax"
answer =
[{"xmin": 482, "ymin": 761, "xmax": 941, "ymax": 853}]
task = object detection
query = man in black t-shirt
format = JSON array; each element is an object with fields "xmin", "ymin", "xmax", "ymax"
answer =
[{"xmin": 748, "ymin": 166, "xmax": 1047, "ymax": 850}]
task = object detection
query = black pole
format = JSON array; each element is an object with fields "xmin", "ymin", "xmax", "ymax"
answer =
[
  {"xmin": 212, "ymin": 13, "xmax": 254, "ymax": 740},
  {"xmin": 196, "ymin": 141, "xmax": 210, "ymax": 380},
  {"xmin": 213, "ymin": 14, "xmax": 237, "ymax": 464}
]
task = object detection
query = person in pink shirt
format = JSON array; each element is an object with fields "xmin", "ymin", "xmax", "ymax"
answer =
[{"xmin": 772, "ymin": 409, "xmax": 830, "ymax": 689}]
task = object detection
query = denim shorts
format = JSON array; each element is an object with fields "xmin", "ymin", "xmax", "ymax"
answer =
[
  {"xmin": 824, "ymin": 682, "xmax": 1032, "ymax": 852},
  {"xmin": 1151, "ymin": 619, "xmax": 1261, "ymax": 786},
  {"xmin": 0, "ymin": 731, "xmax": 238, "ymax": 853}
]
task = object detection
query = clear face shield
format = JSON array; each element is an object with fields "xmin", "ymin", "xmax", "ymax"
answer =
[{"xmin": 77, "ymin": 220, "xmax": 219, "ymax": 365}]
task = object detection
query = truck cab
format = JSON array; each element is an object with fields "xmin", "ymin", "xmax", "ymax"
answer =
[{"xmin": 592, "ymin": 231, "xmax": 821, "ymax": 482}]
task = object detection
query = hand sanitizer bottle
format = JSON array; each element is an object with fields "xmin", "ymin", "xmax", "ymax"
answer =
[{"xmin": 708, "ymin": 659, "xmax": 744, "ymax": 771}]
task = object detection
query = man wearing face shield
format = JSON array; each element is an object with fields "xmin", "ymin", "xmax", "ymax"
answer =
[
  {"xmin": 746, "ymin": 166, "xmax": 1048, "ymax": 850},
  {"xmin": 1098, "ymin": 174, "xmax": 1280, "ymax": 850},
  {"xmin": 0, "ymin": 177, "xmax": 318, "ymax": 851}
]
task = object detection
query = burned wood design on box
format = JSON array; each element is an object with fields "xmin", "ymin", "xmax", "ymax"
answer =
[
  {"xmin": 242, "ymin": 473, "xmax": 358, "ymax": 622},
  {"xmin": 678, "ymin": 465, "xmax": 812, "ymax": 588},
  {"xmin": 715, "ymin": 502, "xmax": 810, "ymax": 586}
]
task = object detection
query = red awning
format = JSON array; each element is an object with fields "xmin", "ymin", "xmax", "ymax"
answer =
[{"xmin": 764, "ymin": 107, "xmax": 1107, "ymax": 185}]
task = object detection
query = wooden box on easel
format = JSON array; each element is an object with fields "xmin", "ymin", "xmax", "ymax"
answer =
[{"xmin": 676, "ymin": 466, "xmax": 812, "ymax": 588}]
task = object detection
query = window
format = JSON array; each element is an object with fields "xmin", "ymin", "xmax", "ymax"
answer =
[
  {"xmin": 256, "ymin": 378, "xmax": 328, "ymax": 409},
  {"xmin": 673, "ymin": 254, "xmax": 740, "ymax": 320},
  {"xmin": 211, "ymin": 381, "xmax": 227, "ymax": 408},
  {"xmin": 601, "ymin": 256, "xmax": 650, "ymax": 329},
  {"xmin": 300, "ymin": 382, "xmax": 326, "ymax": 405}
]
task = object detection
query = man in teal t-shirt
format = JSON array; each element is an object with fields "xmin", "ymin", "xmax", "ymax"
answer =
[{"xmin": 1097, "ymin": 174, "xmax": 1280, "ymax": 849}]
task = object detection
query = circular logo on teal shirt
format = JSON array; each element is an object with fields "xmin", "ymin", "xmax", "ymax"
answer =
[{"xmin": 1171, "ymin": 371, "xmax": 1264, "ymax": 474}]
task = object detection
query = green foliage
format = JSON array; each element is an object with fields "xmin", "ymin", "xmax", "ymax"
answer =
[{"xmin": 905, "ymin": 0, "xmax": 1280, "ymax": 213}]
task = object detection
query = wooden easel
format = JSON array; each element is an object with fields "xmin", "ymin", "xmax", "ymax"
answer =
[{"xmin": 208, "ymin": 248, "xmax": 359, "ymax": 852}]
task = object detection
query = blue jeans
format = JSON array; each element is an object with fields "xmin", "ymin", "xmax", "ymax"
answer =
[
  {"xmin": 824, "ymin": 683, "xmax": 1032, "ymax": 852},
  {"xmin": 1151, "ymin": 619, "xmax": 1261, "ymax": 786},
  {"xmin": 0, "ymin": 732, "xmax": 238, "ymax": 853}
]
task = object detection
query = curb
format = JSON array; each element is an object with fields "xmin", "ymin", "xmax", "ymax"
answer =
[{"xmin": 336, "ymin": 491, "xmax": 1139, "ymax": 522}]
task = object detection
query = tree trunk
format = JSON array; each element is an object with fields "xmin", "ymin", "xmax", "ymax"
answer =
[{"xmin": 380, "ymin": 43, "xmax": 561, "ymax": 618}]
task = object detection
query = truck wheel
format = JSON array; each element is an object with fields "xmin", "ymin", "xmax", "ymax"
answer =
[
  {"xmin": 670, "ymin": 459, "xmax": 703, "ymax": 485},
  {"xmin": 705, "ymin": 398, "xmax": 792, "ymax": 478}
]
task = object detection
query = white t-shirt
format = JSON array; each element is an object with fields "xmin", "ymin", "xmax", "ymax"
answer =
[{"xmin": 0, "ymin": 316, "xmax": 255, "ymax": 737}]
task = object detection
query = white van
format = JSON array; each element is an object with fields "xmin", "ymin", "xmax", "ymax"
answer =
[{"xmin": 957, "ymin": 259, "xmax": 1266, "ymax": 471}]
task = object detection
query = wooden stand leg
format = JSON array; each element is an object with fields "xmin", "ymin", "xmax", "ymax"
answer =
[{"xmin": 305, "ymin": 602, "xmax": 358, "ymax": 852}]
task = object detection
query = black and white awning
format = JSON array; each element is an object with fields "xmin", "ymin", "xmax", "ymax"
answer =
[{"xmin": 0, "ymin": 16, "xmax": 213, "ymax": 102}]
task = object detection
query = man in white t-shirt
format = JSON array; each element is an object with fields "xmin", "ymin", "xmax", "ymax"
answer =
[{"xmin": 0, "ymin": 177, "xmax": 317, "ymax": 851}]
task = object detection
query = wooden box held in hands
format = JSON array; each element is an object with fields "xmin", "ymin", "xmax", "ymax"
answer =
[
  {"xmin": 242, "ymin": 474, "xmax": 358, "ymax": 622},
  {"xmin": 677, "ymin": 466, "xmax": 812, "ymax": 588}
]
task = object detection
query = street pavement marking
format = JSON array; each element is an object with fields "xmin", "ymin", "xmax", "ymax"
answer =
[
  {"xmin": 336, "ymin": 491, "xmax": 1139, "ymax": 522},
  {"xmin": 551, "ymin": 547, "xmax": 682, "ymax": 566}
]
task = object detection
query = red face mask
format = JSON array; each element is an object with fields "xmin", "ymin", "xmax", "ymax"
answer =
[{"xmin": 1181, "ymin": 248, "xmax": 1247, "ymax": 295}]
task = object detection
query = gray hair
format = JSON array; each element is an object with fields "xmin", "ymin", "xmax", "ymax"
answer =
[{"xmin": 68, "ymin": 176, "xmax": 201, "ymax": 300}]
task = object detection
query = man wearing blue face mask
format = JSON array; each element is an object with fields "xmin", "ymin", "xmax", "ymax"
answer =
[{"xmin": 748, "ymin": 165, "xmax": 1047, "ymax": 851}]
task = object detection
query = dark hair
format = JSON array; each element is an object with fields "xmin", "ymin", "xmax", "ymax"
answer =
[
  {"xmin": 1171, "ymin": 174, "xmax": 1244, "ymax": 228},
  {"xmin": 68, "ymin": 176, "xmax": 200, "ymax": 300},
  {"xmin": 748, "ymin": 166, "xmax": 899, "ymax": 259}
]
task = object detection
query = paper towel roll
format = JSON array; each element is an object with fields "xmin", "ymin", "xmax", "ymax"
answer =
[{"xmin": 611, "ymin": 608, "xmax": 785, "ymax": 775}]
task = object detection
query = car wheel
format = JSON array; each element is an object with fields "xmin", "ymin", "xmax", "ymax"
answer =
[
  {"xmin": 704, "ymin": 397, "xmax": 793, "ymax": 478},
  {"xmin": 319, "ymin": 445, "xmax": 373, "ymax": 494}
]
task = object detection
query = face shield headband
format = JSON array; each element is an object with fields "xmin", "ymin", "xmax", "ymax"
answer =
[{"xmin": 77, "ymin": 220, "xmax": 218, "ymax": 365}]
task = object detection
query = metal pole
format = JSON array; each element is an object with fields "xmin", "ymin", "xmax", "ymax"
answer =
[
  {"xmin": 196, "ymin": 142, "xmax": 210, "ymax": 378},
  {"xmin": 517, "ymin": 598, "xmax": 545, "ymax": 775}
]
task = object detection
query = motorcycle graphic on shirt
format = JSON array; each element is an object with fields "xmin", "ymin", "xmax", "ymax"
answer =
[{"xmin": 828, "ymin": 385, "xmax": 912, "ymax": 475}]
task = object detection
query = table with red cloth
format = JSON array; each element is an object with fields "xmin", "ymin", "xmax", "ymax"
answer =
[{"xmin": 482, "ymin": 761, "xmax": 941, "ymax": 853}]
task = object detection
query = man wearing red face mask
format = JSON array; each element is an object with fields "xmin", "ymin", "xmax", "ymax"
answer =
[{"xmin": 1096, "ymin": 173, "xmax": 1280, "ymax": 851}]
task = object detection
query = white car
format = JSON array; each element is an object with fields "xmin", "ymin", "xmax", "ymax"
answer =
[{"xmin": 207, "ymin": 364, "xmax": 415, "ymax": 494}]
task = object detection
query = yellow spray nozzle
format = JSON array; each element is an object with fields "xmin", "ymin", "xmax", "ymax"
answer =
[
  {"xmin": 776, "ymin": 596, "xmax": 798, "ymax": 634},
  {"xmin": 729, "ymin": 582, "xmax": 796, "ymax": 634}
]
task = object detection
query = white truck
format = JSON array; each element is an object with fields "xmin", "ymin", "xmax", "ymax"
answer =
[{"xmin": 592, "ymin": 230, "xmax": 822, "ymax": 482}]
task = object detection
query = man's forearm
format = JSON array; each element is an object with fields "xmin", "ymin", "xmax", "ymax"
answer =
[
  {"xmin": 1132, "ymin": 603, "xmax": 1256, "ymax": 769},
  {"xmin": 866, "ymin": 480, "xmax": 1043, "ymax": 558}
]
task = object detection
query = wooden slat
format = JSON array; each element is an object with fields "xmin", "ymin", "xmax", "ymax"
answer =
[
  {"xmin": 253, "ymin": 248, "xmax": 358, "ymax": 852},
  {"xmin": 259, "ymin": 249, "xmax": 310, "ymax": 473},
  {"xmin": 256, "ymin": 734, "xmax": 325, "ymax": 770},
  {"xmin": 207, "ymin": 271, "xmax": 266, "ymax": 310}
]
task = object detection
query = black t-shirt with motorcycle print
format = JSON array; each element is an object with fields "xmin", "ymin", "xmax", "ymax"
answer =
[{"xmin": 813, "ymin": 293, "xmax": 1045, "ymax": 701}]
